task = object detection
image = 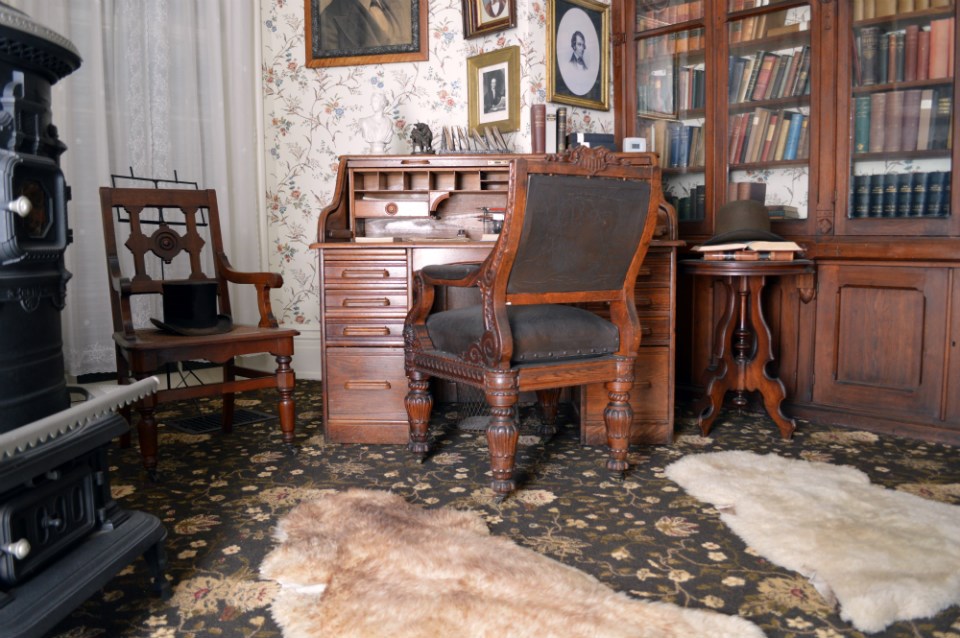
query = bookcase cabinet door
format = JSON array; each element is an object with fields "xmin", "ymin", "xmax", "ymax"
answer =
[{"xmin": 812, "ymin": 263, "xmax": 948, "ymax": 417}]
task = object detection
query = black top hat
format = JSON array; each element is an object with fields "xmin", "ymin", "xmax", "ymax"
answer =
[
  {"xmin": 702, "ymin": 199, "xmax": 783, "ymax": 246},
  {"xmin": 150, "ymin": 280, "xmax": 233, "ymax": 336}
]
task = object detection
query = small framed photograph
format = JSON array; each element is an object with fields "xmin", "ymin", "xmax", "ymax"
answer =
[
  {"xmin": 462, "ymin": 0, "xmax": 516, "ymax": 39},
  {"xmin": 547, "ymin": 0, "xmax": 610, "ymax": 111},
  {"xmin": 304, "ymin": 0, "xmax": 428, "ymax": 68},
  {"xmin": 467, "ymin": 46, "xmax": 521, "ymax": 133}
]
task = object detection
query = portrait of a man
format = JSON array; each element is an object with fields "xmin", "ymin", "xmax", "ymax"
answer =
[
  {"xmin": 318, "ymin": 0, "xmax": 412, "ymax": 51},
  {"xmin": 569, "ymin": 30, "xmax": 587, "ymax": 69},
  {"xmin": 482, "ymin": 0, "xmax": 507, "ymax": 19},
  {"xmin": 483, "ymin": 70, "xmax": 506, "ymax": 113}
]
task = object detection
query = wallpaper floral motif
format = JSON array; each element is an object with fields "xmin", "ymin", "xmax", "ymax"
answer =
[{"xmin": 259, "ymin": 0, "xmax": 613, "ymax": 327}]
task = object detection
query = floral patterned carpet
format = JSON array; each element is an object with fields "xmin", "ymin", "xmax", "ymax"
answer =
[{"xmin": 42, "ymin": 380, "xmax": 960, "ymax": 638}]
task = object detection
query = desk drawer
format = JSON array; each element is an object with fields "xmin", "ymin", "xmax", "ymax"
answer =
[
  {"xmin": 354, "ymin": 198, "xmax": 430, "ymax": 218},
  {"xmin": 632, "ymin": 286, "xmax": 672, "ymax": 313},
  {"xmin": 639, "ymin": 315, "xmax": 671, "ymax": 347},
  {"xmin": 326, "ymin": 349, "xmax": 408, "ymax": 420},
  {"xmin": 325, "ymin": 290, "xmax": 408, "ymax": 315},
  {"xmin": 324, "ymin": 261, "xmax": 407, "ymax": 286},
  {"xmin": 326, "ymin": 319, "xmax": 405, "ymax": 345},
  {"xmin": 635, "ymin": 251, "xmax": 673, "ymax": 287}
]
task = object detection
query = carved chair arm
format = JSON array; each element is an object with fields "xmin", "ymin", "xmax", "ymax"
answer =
[
  {"xmin": 419, "ymin": 262, "xmax": 483, "ymax": 287},
  {"xmin": 407, "ymin": 262, "xmax": 483, "ymax": 327},
  {"xmin": 218, "ymin": 253, "xmax": 283, "ymax": 328}
]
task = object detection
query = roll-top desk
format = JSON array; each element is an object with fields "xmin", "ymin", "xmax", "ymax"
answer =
[{"xmin": 312, "ymin": 153, "xmax": 681, "ymax": 446}]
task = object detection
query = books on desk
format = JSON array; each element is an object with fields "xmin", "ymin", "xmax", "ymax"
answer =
[{"xmin": 694, "ymin": 240, "xmax": 803, "ymax": 261}]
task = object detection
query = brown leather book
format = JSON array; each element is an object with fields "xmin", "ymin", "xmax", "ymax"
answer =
[
  {"xmin": 531, "ymin": 104, "xmax": 546, "ymax": 154},
  {"xmin": 917, "ymin": 29, "xmax": 930, "ymax": 81},
  {"xmin": 904, "ymin": 24, "xmax": 919, "ymax": 82}
]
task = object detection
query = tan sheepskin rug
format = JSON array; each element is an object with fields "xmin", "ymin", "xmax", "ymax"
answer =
[
  {"xmin": 260, "ymin": 489, "xmax": 765, "ymax": 638},
  {"xmin": 665, "ymin": 451, "xmax": 960, "ymax": 633}
]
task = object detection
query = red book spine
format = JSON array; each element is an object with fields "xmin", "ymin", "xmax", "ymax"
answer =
[
  {"xmin": 531, "ymin": 104, "xmax": 546, "ymax": 154},
  {"xmin": 917, "ymin": 29, "xmax": 930, "ymax": 81},
  {"xmin": 904, "ymin": 24, "xmax": 919, "ymax": 82}
]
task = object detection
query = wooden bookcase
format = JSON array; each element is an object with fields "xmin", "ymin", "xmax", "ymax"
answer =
[{"xmin": 615, "ymin": 0, "xmax": 960, "ymax": 444}]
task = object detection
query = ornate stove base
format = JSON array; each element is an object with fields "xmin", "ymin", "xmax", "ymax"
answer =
[{"xmin": 0, "ymin": 510, "xmax": 167, "ymax": 638}]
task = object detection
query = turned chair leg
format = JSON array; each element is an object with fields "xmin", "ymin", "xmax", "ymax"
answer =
[
  {"xmin": 274, "ymin": 354, "xmax": 296, "ymax": 445},
  {"xmin": 485, "ymin": 373, "xmax": 520, "ymax": 500},
  {"xmin": 222, "ymin": 358, "xmax": 235, "ymax": 434},
  {"xmin": 604, "ymin": 358, "xmax": 635, "ymax": 479},
  {"xmin": 136, "ymin": 387, "xmax": 160, "ymax": 479},
  {"xmin": 535, "ymin": 388, "xmax": 560, "ymax": 437},
  {"xmin": 405, "ymin": 371, "xmax": 432, "ymax": 461}
]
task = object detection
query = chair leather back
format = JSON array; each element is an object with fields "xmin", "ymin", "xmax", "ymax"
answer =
[{"xmin": 508, "ymin": 173, "xmax": 653, "ymax": 296}]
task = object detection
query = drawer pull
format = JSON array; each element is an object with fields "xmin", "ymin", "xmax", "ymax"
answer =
[
  {"xmin": 636, "ymin": 296, "xmax": 652, "ymax": 308},
  {"xmin": 343, "ymin": 326, "xmax": 391, "ymax": 336},
  {"xmin": 634, "ymin": 380, "xmax": 653, "ymax": 389},
  {"xmin": 341, "ymin": 269, "xmax": 390, "ymax": 279},
  {"xmin": 385, "ymin": 202, "xmax": 399, "ymax": 215},
  {"xmin": 343, "ymin": 297, "xmax": 391, "ymax": 307},
  {"xmin": 344, "ymin": 380, "xmax": 392, "ymax": 390}
]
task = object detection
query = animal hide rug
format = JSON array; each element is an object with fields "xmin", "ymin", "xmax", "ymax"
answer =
[
  {"xmin": 260, "ymin": 489, "xmax": 765, "ymax": 638},
  {"xmin": 665, "ymin": 451, "xmax": 960, "ymax": 633}
]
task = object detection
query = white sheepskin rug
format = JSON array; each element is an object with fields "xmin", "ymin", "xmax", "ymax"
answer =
[
  {"xmin": 260, "ymin": 488, "xmax": 765, "ymax": 638},
  {"xmin": 665, "ymin": 451, "xmax": 960, "ymax": 633}
]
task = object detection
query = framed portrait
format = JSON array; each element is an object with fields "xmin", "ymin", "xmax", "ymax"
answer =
[
  {"xmin": 304, "ymin": 0, "xmax": 429, "ymax": 68},
  {"xmin": 547, "ymin": 0, "xmax": 610, "ymax": 110},
  {"xmin": 467, "ymin": 46, "xmax": 521, "ymax": 133},
  {"xmin": 462, "ymin": 0, "xmax": 516, "ymax": 39}
]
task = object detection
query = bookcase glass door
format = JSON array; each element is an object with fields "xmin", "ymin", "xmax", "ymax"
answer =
[
  {"xmin": 725, "ymin": 3, "xmax": 812, "ymax": 222},
  {"xmin": 845, "ymin": 1, "xmax": 955, "ymax": 236},
  {"xmin": 635, "ymin": 1, "xmax": 707, "ymax": 224}
]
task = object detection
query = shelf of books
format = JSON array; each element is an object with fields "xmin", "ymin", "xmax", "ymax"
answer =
[
  {"xmin": 726, "ymin": 3, "xmax": 811, "ymax": 222},
  {"xmin": 847, "ymin": 1, "xmax": 955, "ymax": 229},
  {"xmin": 635, "ymin": 0, "xmax": 708, "ymax": 223}
]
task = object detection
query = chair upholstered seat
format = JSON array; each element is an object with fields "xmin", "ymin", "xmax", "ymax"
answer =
[{"xmin": 426, "ymin": 304, "xmax": 619, "ymax": 363}]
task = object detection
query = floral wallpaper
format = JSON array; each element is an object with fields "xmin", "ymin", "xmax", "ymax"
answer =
[{"xmin": 259, "ymin": 0, "xmax": 614, "ymax": 329}]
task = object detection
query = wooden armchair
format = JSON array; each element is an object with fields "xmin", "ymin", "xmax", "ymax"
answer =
[
  {"xmin": 99, "ymin": 187, "xmax": 300, "ymax": 475},
  {"xmin": 404, "ymin": 147, "xmax": 663, "ymax": 499}
]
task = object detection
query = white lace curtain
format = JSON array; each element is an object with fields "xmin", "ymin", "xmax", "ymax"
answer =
[{"xmin": 6, "ymin": 1, "xmax": 264, "ymax": 376}]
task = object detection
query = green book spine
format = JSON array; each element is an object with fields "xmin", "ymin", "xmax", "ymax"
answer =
[
  {"xmin": 896, "ymin": 172, "xmax": 913, "ymax": 217},
  {"xmin": 882, "ymin": 173, "xmax": 899, "ymax": 217},
  {"xmin": 925, "ymin": 170, "xmax": 946, "ymax": 216},
  {"xmin": 911, "ymin": 171, "xmax": 929, "ymax": 217},
  {"xmin": 853, "ymin": 174, "xmax": 871, "ymax": 218},
  {"xmin": 869, "ymin": 174, "xmax": 885, "ymax": 217}
]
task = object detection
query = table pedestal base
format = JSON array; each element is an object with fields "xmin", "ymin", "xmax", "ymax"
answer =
[{"xmin": 696, "ymin": 272, "xmax": 795, "ymax": 438}]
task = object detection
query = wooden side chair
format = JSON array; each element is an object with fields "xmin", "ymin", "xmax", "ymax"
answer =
[
  {"xmin": 403, "ymin": 147, "xmax": 663, "ymax": 499},
  {"xmin": 99, "ymin": 187, "xmax": 300, "ymax": 475}
]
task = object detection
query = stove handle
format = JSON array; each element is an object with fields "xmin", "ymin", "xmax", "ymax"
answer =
[
  {"xmin": 5, "ymin": 196, "xmax": 32, "ymax": 218},
  {"xmin": 1, "ymin": 538, "xmax": 30, "ymax": 560}
]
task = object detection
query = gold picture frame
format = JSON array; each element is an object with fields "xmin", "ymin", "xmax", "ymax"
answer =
[
  {"xmin": 467, "ymin": 46, "xmax": 521, "ymax": 133},
  {"xmin": 462, "ymin": 0, "xmax": 517, "ymax": 39},
  {"xmin": 547, "ymin": 0, "xmax": 610, "ymax": 110},
  {"xmin": 304, "ymin": 0, "xmax": 428, "ymax": 68}
]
